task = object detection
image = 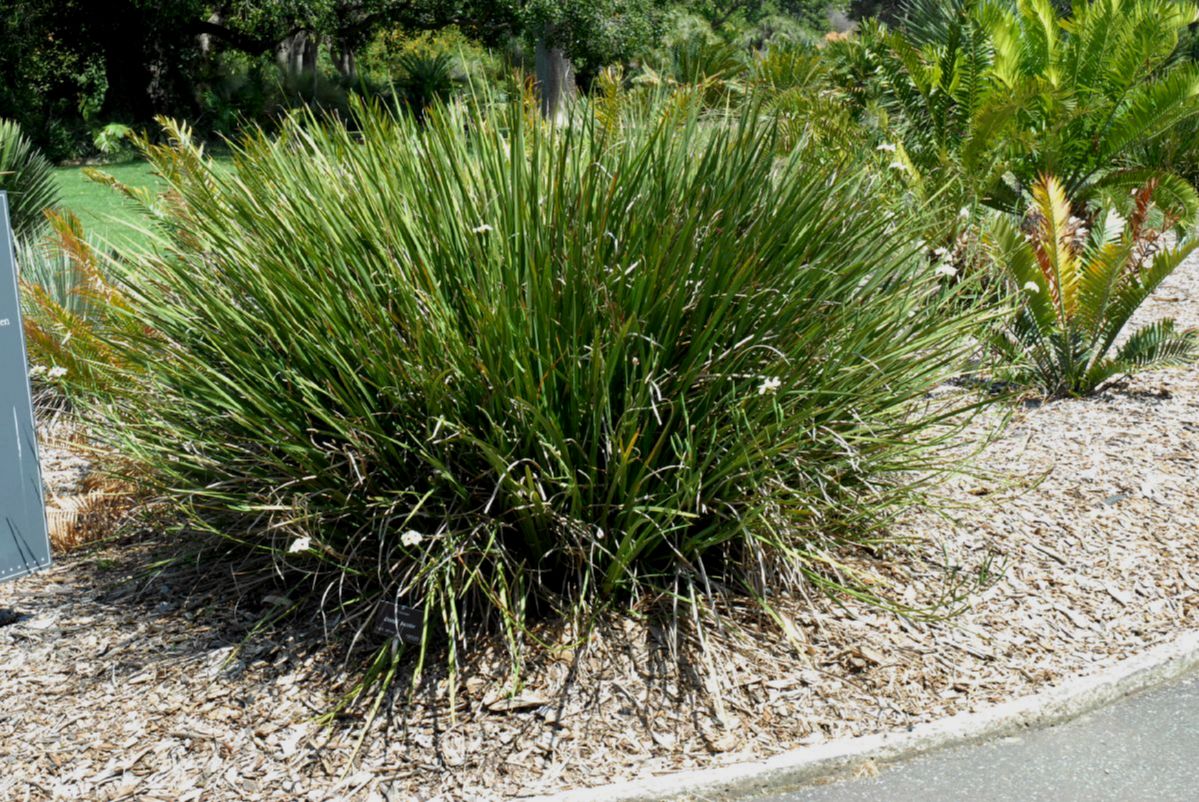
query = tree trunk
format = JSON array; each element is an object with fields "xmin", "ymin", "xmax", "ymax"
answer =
[
  {"xmin": 277, "ymin": 31, "xmax": 321, "ymax": 96},
  {"xmin": 198, "ymin": 12, "xmax": 222, "ymax": 55},
  {"xmin": 534, "ymin": 35, "xmax": 575, "ymax": 124},
  {"xmin": 303, "ymin": 33, "xmax": 320, "ymax": 97},
  {"xmin": 277, "ymin": 32, "xmax": 302, "ymax": 76},
  {"xmin": 334, "ymin": 46, "xmax": 356, "ymax": 82},
  {"xmin": 301, "ymin": 33, "xmax": 319, "ymax": 77}
]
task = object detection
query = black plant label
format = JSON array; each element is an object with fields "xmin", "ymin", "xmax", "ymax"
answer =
[{"xmin": 374, "ymin": 600, "xmax": 425, "ymax": 645}]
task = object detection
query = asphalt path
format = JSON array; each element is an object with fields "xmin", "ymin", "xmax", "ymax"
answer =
[{"xmin": 761, "ymin": 671, "xmax": 1199, "ymax": 802}]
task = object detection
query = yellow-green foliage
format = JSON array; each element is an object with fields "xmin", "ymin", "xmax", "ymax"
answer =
[{"xmin": 840, "ymin": 0, "xmax": 1199, "ymax": 220}]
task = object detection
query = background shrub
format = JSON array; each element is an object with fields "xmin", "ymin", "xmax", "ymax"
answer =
[
  {"xmin": 392, "ymin": 53, "xmax": 461, "ymax": 114},
  {"xmin": 0, "ymin": 118, "xmax": 60, "ymax": 240}
]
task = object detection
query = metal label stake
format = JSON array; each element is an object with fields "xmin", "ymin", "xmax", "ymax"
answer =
[{"xmin": 0, "ymin": 191, "xmax": 52, "ymax": 584}]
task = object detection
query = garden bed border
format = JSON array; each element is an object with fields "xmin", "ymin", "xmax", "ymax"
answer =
[{"xmin": 533, "ymin": 630, "xmax": 1199, "ymax": 802}]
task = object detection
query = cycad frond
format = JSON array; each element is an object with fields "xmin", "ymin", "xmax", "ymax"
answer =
[
  {"xmin": 0, "ymin": 118, "xmax": 60, "ymax": 240},
  {"xmin": 1094, "ymin": 238, "xmax": 1199, "ymax": 358},
  {"xmin": 1113, "ymin": 319, "xmax": 1199, "ymax": 368},
  {"xmin": 1100, "ymin": 65, "xmax": 1199, "ymax": 167},
  {"xmin": 1029, "ymin": 175, "xmax": 1080, "ymax": 320},
  {"xmin": 1085, "ymin": 319, "xmax": 1199, "ymax": 389},
  {"xmin": 1074, "ymin": 237, "xmax": 1134, "ymax": 340},
  {"xmin": 989, "ymin": 213, "xmax": 1057, "ymax": 331},
  {"xmin": 1018, "ymin": 0, "xmax": 1060, "ymax": 83},
  {"xmin": 1076, "ymin": 1, "xmax": 1182, "ymax": 93},
  {"xmin": 902, "ymin": 0, "xmax": 970, "ymax": 48},
  {"xmin": 1090, "ymin": 167, "xmax": 1199, "ymax": 225},
  {"xmin": 1062, "ymin": 0, "xmax": 1122, "ymax": 93}
]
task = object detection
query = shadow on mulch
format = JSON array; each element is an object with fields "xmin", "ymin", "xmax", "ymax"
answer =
[
  {"xmin": 1097, "ymin": 381, "xmax": 1174, "ymax": 402},
  {"xmin": 1012, "ymin": 381, "xmax": 1175, "ymax": 410},
  {"xmin": 0, "ymin": 608, "xmax": 29, "ymax": 627},
  {"xmin": 24, "ymin": 522, "xmax": 346, "ymax": 683},
  {"xmin": 27, "ymin": 520, "xmax": 722, "ymax": 777}
]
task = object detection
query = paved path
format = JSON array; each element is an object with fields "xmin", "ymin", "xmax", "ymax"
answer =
[{"xmin": 763, "ymin": 671, "xmax": 1199, "ymax": 802}]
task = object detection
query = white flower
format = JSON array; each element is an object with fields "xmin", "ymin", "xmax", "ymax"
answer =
[
  {"xmin": 48, "ymin": 366, "xmax": 68, "ymax": 378},
  {"xmin": 28, "ymin": 365, "xmax": 46, "ymax": 378},
  {"xmin": 1022, "ymin": 281, "xmax": 1040, "ymax": 293},
  {"xmin": 401, "ymin": 530, "xmax": 424, "ymax": 548},
  {"xmin": 889, "ymin": 161, "xmax": 906, "ymax": 171},
  {"xmin": 288, "ymin": 536, "xmax": 311, "ymax": 554},
  {"xmin": 876, "ymin": 142, "xmax": 897, "ymax": 153},
  {"xmin": 958, "ymin": 207, "xmax": 971, "ymax": 219},
  {"xmin": 758, "ymin": 376, "xmax": 782, "ymax": 396},
  {"xmin": 932, "ymin": 246, "xmax": 950, "ymax": 258},
  {"xmin": 473, "ymin": 224, "xmax": 494, "ymax": 234},
  {"xmin": 934, "ymin": 263, "xmax": 958, "ymax": 278}
]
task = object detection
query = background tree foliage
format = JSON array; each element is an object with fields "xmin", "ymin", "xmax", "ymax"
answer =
[
  {"xmin": 687, "ymin": 0, "xmax": 845, "ymax": 33},
  {"xmin": 0, "ymin": 0, "xmax": 843, "ymax": 158}
]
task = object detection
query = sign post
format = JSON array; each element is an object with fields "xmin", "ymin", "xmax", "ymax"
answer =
[{"xmin": 0, "ymin": 191, "xmax": 51, "ymax": 583}]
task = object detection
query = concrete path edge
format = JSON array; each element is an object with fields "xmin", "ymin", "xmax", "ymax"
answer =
[{"xmin": 533, "ymin": 630, "xmax": 1199, "ymax": 802}]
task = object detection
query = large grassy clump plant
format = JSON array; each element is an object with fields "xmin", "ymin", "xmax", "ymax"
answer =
[
  {"xmin": 86, "ymin": 97, "xmax": 991, "ymax": 681},
  {"xmin": 990, "ymin": 174, "xmax": 1198, "ymax": 396}
]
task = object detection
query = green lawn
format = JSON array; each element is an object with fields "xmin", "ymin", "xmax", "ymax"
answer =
[{"xmin": 53, "ymin": 161, "xmax": 165, "ymax": 253}]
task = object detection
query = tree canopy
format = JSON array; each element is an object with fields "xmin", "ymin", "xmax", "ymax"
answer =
[{"xmin": 0, "ymin": 0, "xmax": 841, "ymax": 157}]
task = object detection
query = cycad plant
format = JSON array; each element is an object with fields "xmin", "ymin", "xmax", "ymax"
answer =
[
  {"xmin": 991, "ymin": 174, "xmax": 1199, "ymax": 396},
  {"xmin": 846, "ymin": 0, "xmax": 1199, "ymax": 221},
  {"xmin": 0, "ymin": 118, "xmax": 60, "ymax": 240},
  {"xmin": 19, "ymin": 211, "xmax": 130, "ymax": 396},
  {"xmin": 751, "ymin": 42, "xmax": 869, "ymax": 163},
  {"xmin": 985, "ymin": 0, "xmax": 1199, "ymax": 215}
]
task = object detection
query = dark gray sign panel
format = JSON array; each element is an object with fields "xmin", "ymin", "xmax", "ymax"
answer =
[{"xmin": 0, "ymin": 191, "xmax": 51, "ymax": 583}]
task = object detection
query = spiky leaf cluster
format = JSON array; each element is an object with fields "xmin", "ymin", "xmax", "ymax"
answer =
[{"xmin": 991, "ymin": 174, "xmax": 1198, "ymax": 395}]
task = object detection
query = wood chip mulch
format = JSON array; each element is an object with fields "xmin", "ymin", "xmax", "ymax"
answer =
[{"xmin": 3, "ymin": 255, "xmax": 1198, "ymax": 801}]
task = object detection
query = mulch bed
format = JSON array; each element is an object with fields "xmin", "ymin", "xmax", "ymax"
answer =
[{"xmin": 3, "ymin": 257, "xmax": 1198, "ymax": 802}]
